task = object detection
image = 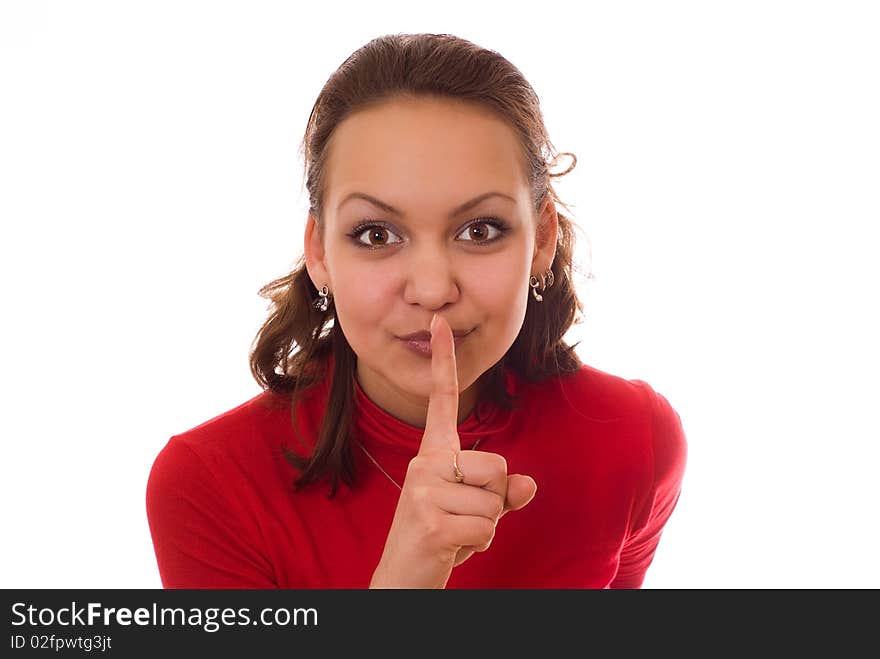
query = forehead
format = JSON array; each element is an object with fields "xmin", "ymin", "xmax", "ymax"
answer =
[{"xmin": 324, "ymin": 96, "xmax": 528, "ymax": 212}]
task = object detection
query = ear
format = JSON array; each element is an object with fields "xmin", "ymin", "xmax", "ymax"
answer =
[
  {"xmin": 531, "ymin": 195, "xmax": 559, "ymax": 273},
  {"xmin": 304, "ymin": 213, "xmax": 330, "ymax": 289}
]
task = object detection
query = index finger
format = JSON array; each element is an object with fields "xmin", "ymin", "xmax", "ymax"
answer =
[{"xmin": 419, "ymin": 312, "xmax": 461, "ymax": 455}]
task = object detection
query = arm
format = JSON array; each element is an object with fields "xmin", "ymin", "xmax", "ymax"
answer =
[
  {"xmin": 610, "ymin": 383, "xmax": 688, "ymax": 588},
  {"xmin": 145, "ymin": 437, "xmax": 277, "ymax": 588}
]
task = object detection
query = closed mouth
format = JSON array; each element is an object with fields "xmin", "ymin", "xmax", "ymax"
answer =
[
  {"xmin": 397, "ymin": 327, "xmax": 475, "ymax": 355},
  {"xmin": 396, "ymin": 327, "xmax": 474, "ymax": 341}
]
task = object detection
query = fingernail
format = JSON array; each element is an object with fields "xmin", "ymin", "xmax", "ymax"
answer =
[{"xmin": 430, "ymin": 313, "xmax": 438, "ymax": 334}]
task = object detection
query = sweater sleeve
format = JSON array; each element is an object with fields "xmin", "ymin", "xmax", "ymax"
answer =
[
  {"xmin": 609, "ymin": 382, "xmax": 688, "ymax": 589},
  {"xmin": 145, "ymin": 436, "xmax": 277, "ymax": 589}
]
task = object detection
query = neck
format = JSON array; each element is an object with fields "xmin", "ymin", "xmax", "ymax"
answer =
[{"xmin": 354, "ymin": 362, "xmax": 488, "ymax": 428}]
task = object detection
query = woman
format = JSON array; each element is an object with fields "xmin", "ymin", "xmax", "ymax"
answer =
[{"xmin": 146, "ymin": 32, "xmax": 687, "ymax": 589}]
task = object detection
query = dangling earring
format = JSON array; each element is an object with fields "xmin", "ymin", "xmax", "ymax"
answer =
[
  {"xmin": 314, "ymin": 285, "xmax": 330, "ymax": 312},
  {"xmin": 530, "ymin": 269, "xmax": 555, "ymax": 303},
  {"xmin": 529, "ymin": 275, "xmax": 544, "ymax": 302}
]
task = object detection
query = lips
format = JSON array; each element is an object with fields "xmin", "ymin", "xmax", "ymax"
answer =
[
  {"xmin": 398, "ymin": 331, "xmax": 472, "ymax": 357},
  {"xmin": 396, "ymin": 327, "xmax": 473, "ymax": 341}
]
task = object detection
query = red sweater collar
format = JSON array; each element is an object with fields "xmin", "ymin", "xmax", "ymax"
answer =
[{"xmin": 350, "ymin": 364, "xmax": 519, "ymax": 455}]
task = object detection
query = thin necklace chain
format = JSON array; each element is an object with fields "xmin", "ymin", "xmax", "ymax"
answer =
[{"xmin": 354, "ymin": 438, "xmax": 483, "ymax": 491}]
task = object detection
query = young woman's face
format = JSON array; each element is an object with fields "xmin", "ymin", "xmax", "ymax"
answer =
[{"xmin": 306, "ymin": 96, "xmax": 557, "ymax": 427}]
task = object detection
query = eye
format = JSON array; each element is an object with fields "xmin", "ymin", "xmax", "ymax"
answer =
[
  {"xmin": 457, "ymin": 220, "xmax": 506, "ymax": 244},
  {"xmin": 350, "ymin": 224, "xmax": 405, "ymax": 249},
  {"xmin": 348, "ymin": 217, "xmax": 511, "ymax": 250}
]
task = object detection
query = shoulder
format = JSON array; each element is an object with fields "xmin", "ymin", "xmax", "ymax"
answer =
[
  {"xmin": 148, "ymin": 390, "xmax": 285, "ymax": 485},
  {"xmin": 627, "ymin": 377, "xmax": 688, "ymax": 473},
  {"xmin": 519, "ymin": 362, "xmax": 671, "ymax": 422},
  {"xmin": 520, "ymin": 362, "xmax": 687, "ymax": 479}
]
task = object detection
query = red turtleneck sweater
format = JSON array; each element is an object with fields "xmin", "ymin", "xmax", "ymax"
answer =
[{"xmin": 146, "ymin": 359, "xmax": 687, "ymax": 588}]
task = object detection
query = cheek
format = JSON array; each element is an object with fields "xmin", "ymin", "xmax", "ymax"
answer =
[
  {"xmin": 469, "ymin": 259, "xmax": 527, "ymax": 312},
  {"xmin": 331, "ymin": 266, "xmax": 395, "ymax": 340},
  {"xmin": 459, "ymin": 268, "xmax": 528, "ymax": 360}
]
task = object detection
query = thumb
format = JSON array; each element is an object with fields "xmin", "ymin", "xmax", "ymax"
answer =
[{"xmin": 499, "ymin": 474, "xmax": 537, "ymax": 520}]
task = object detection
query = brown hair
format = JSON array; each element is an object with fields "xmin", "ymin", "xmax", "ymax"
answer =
[{"xmin": 249, "ymin": 33, "xmax": 589, "ymax": 498}]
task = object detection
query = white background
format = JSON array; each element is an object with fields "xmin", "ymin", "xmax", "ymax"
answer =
[{"xmin": 1, "ymin": 1, "xmax": 877, "ymax": 589}]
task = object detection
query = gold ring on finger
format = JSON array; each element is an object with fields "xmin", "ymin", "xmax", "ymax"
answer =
[{"xmin": 452, "ymin": 451, "xmax": 465, "ymax": 483}]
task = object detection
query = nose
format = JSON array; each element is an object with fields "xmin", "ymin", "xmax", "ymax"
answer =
[{"xmin": 402, "ymin": 249, "xmax": 461, "ymax": 309}]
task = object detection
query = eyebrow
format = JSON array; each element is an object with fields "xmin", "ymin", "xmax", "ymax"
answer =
[{"xmin": 338, "ymin": 191, "xmax": 516, "ymax": 219}]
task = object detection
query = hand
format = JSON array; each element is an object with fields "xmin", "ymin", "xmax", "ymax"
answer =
[{"xmin": 369, "ymin": 313, "xmax": 538, "ymax": 589}]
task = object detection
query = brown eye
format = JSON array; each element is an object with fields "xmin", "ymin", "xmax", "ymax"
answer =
[
  {"xmin": 352, "ymin": 225, "xmax": 404, "ymax": 248},
  {"xmin": 458, "ymin": 221, "xmax": 503, "ymax": 244},
  {"xmin": 368, "ymin": 228, "xmax": 388, "ymax": 246}
]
